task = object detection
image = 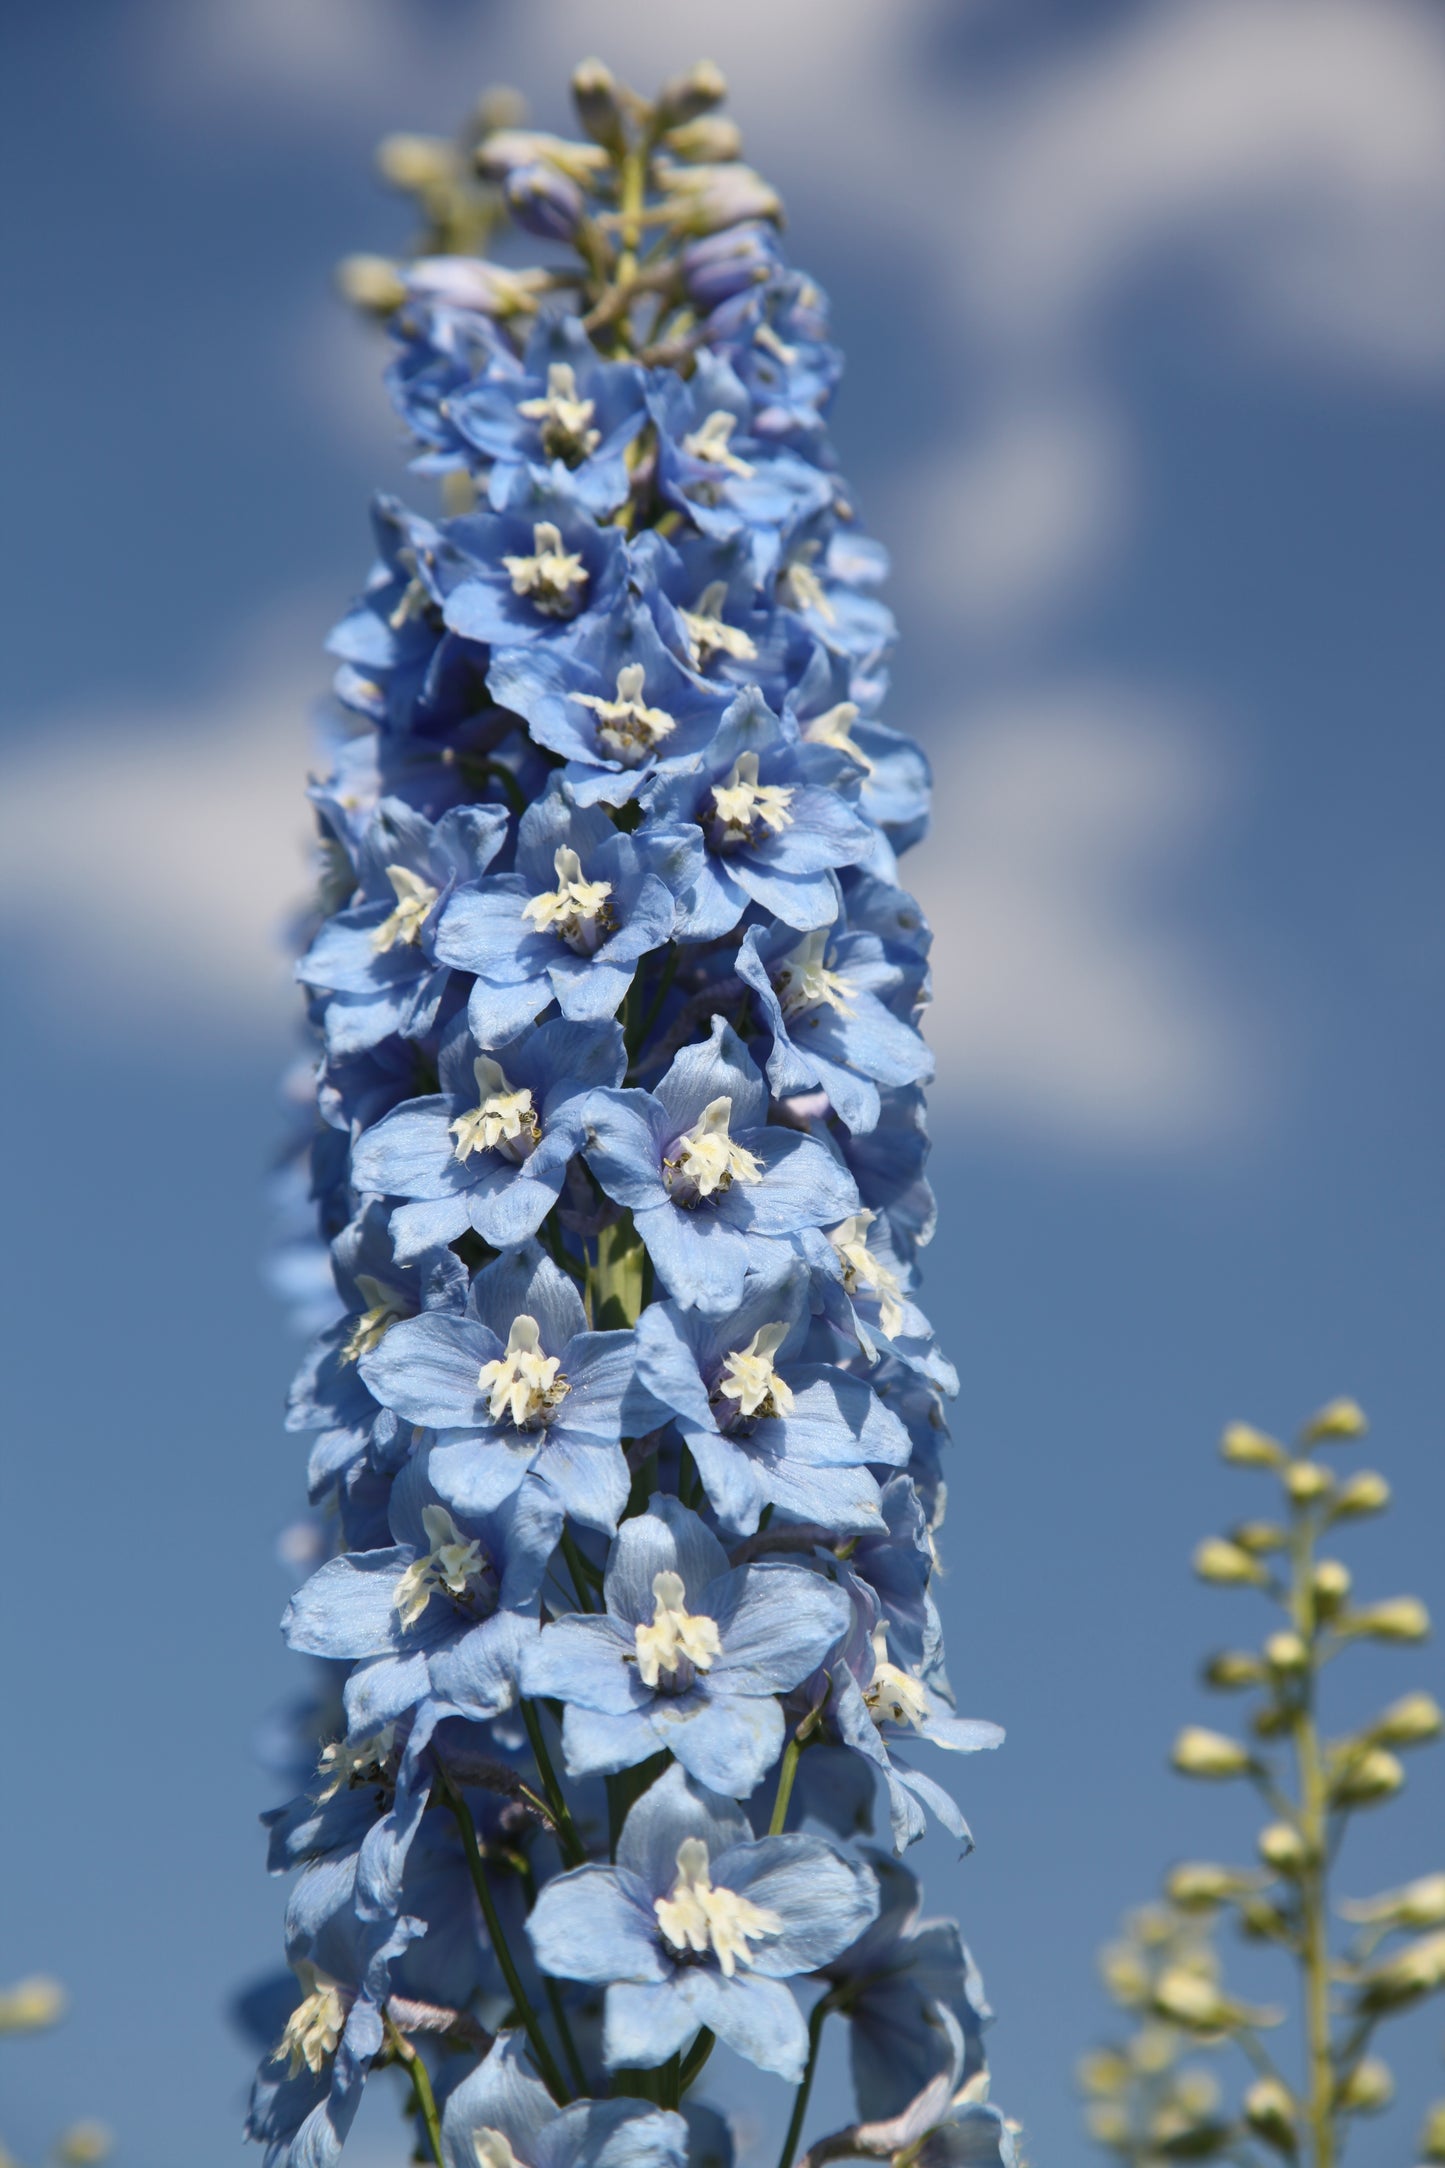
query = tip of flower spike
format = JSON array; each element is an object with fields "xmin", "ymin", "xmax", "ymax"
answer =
[
  {"xmin": 336, "ymin": 253, "xmax": 407, "ymax": 315},
  {"xmin": 1299, "ymin": 1396, "xmax": 1368, "ymax": 1443}
]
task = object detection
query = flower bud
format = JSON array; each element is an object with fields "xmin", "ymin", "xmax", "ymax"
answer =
[
  {"xmin": 655, "ymin": 59, "xmax": 729, "ymax": 129},
  {"xmin": 376, "ymin": 132, "xmax": 457, "ymax": 192},
  {"xmin": 1077, "ymin": 2049, "xmax": 1130, "ymax": 2098},
  {"xmin": 1371, "ymin": 1690, "xmax": 1444, "ymax": 1747},
  {"xmin": 1340, "ymin": 1873, "xmax": 1445, "ymax": 1929},
  {"xmin": 1221, "ymin": 1421, "xmax": 1285, "ymax": 1467},
  {"xmin": 404, "ymin": 256, "xmax": 546, "ymax": 319},
  {"xmin": 1238, "ymin": 1895, "xmax": 1293, "ymax": 1942},
  {"xmin": 1337, "ymin": 2057, "xmax": 1393, "ymax": 2114},
  {"xmin": 1284, "ymin": 1458, "xmax": 1333, "ymax": 1503},
  {"xmin": 1251, "ymin": 1700, "xmax": 1292, "ymax": 1740},
  {"xmin": 476, "ymin": 129, "xmax": 606, "ymax": 187},
  {"xmin": 1203, "ymin": 1649, "xmax": 1266, "ymax": 1690},
  {"xmin": 1300, "ymin": 1396, "xmax": 1367, "ymax": 1442},
  {"xmin": 570, "ymin": 59, "xmax": 626, "ymax": 152},
  {"xmin": 1152, "ymin": 1967, "xmax": 1228, "ymax": 2029},
  {"xmin": 1172, "ymin": 1727, "xmax": 1252, "ymax": 1779},
  {"xmin": 1193, "ymin": 1537, "xmax": 1268, "ymax": 1587},
  {"xmin": 1257, "ymin": 1821, "xmax": 1309, "ymax": 1874},
  {"xmin": 664, "ymin": 115, "xmax": 745, "ymax": 164},
  {"xmin": 0, "ymin": 1975, "xmax": 65, "ymax": 2032},
  {"xmin": 1264, "ymin": 1629, "xmax": 1308, "ymax": 1671},
  {"xmin": 1357, "ymin": 1930, "xmax": 1445, "ymax": 2011},
  {"xmin": 504, "ymin": 162, "xmax": 586, "ymax": 242},
  {"xmin": 335, "ymin": 254, "xmax": 407, "ymax": 315},
  {"xmin": 56, "ymin": 2124, "xmax": 112, "ymax": 2166},
  {"xmin": 1420, "ymin": 2099, "xmax": 1445, "ymax": 2160},
  {"xmin": 1330, "ymin": 1467, "xmax": 1390, "ymax": 1519},
  {"xmin": 681, "ymin": 221, "xmax": 781, "ymax": 307},
  {"xmin": 1312, "ymin": 1557, "xmax": 1352, "ymax": 1614},
  {"xmin": 660, "ymin": 163, "xmax": 784, "ymax": 236},
  {"xmin": 1099, "ymin": 1942, "xmax": 1150, "ymax": 2005},
  {"xmin": 1233, "ymin": 1518, "xmax": 1287, "ymax": 1553},
  {"xmin": 1331, "ymin": 1745, "xmax": 1404, "ymax": 1808},
  {"xmin": 1343, "ymin": 1595, "xmax": 1430, "ymax": 1642},
  {"xmin": 1243, "ymin": 2077, "xmax": 1296, "ymax": 2147},
  {"xmin": 1166, "ymin": 1861, "xmax": 1253, "ymax": 1909},
  {"xmin": 1083, "ymin": 2101, "xmax": 1129, "ymax": 2146}
]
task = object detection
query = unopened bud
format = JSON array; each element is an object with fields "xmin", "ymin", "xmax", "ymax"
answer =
[
  {"xmin": 570, "ymin": 59, "xmax": 626, "ymax": 151},
  {"xmin": 1221, "ymin": 1421, "xmax": 1285, "ymax": 1467},
  {"xmin": 0, "ymin": 1977, "xmax": 66, "ymax": 2033},
  {"xmin": 1258, "ymin": 1821, "xmax": 1309, "ymax": 1874},
  {"xmin": 1252, "ymin": 1700, "xmax": 1292, "ymax": 1740},
  {"xmin": 1233, "ymin": 1519, "xmax": 1288, "ymax": 1553},
  {"xmin": 1343, "ymin": 1595, "xmax": 1430, "ymax": 1643},
  {"xmin": 1284, "ymin": 1459, "xmax": 1333, "ymax": 1503},
  {"xmin": 476, "ymin": 129, "xmax": 606, "ymax": 188},
  {"xmin": 1337, "ymin": 2057, "xmax": 1393, "ymax": 2114},
  {"xmin": 1340, "ymin": 1873, "xmax": 1445, "ymax": 1930},
  {"xmin": 1166, "ymin": 1861, "xmax": 1251, "ymax": 1908},
  {"xmin": 1078, "ymin": 2049, "xmax": 1130, "ymax": 2098},
  {"xmin": 1194, "ymin": 1537, "xmax": 1268, "ymax": 1587},
  {"xmin": 504, "ymin": 162, "xmax": 585, "ymax": 242},
  {"xmin": 664, "ymin": 115, "xmax": 744, "ymax": 163},
  {"xmin": 660, "ymin": 163, "xmax": 783, "ymax": 236},
  {"xmin": 1300, "ymin": 1396, "xmax": 1367, "ymax": 1443},
  {"xmin": 1243, "ymin": 2077, "xmax": 1296, "ymax": 2146},
  {"xmin": 655, "ymin": 59, "xmax": 729, "ymax": 129},
  {"xmin": 1331, "ymin": 1744, "xmax": 1404, "ymax": 1808},
  {"xmin": 1331, "ymin": 1468, "xmax": 1390, "ymax": 1518},
  {"xmin": 1312, "ymin": 1558, "xmax": 1352, "ymax": 1615},
  {"xmin": 1420, "ymin": 2099, "xmax": 1445, "ymax": 2160},
  {"xmin": 1083, "ymin": 2101, "xmax": 1129, "ymax": 2146},
  {"xmin": 1152, "ymin": 1967, "xmax": 1227, "ymax": 2029},
  {"xmin": 376, "ymin": 132, "xmax": 457, "ymax": 193},
  {"xmin": 1172, "ymin": 1727, "xmax": 1252, "ymax": 1779},
  {"xmin": 1204, "ymin": 1649, "xmax": 1265, "ymax": 1689},
  {"xmin": 1264, "ymin": 1629, "xmax": 1308, "ymax": 1671},
  {"xmin": 56, "ymin": 2124, "xmax": 111, "ymax": 2166},
  {"xmin": 335, "ymin": 254, "xmax": 407, "ymax": 315},
  {"xmin": 1358, "ymin": 1930, "xmax": 1445, "ymax": 2011},
  {"xmin": 1099, "ymin": 1944, "xmax": 1150, "ymax": 2005},
  {"xmin": 1372, "ymin": 1691, "xmax": 1444, "ymax": 1747}
]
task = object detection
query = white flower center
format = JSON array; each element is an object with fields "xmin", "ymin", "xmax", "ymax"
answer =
[
  {"xmin": 520, "ymin": 845, "xmax": 615, "ymax": 954},
  {"xmin": 830, "ymin": 1212, "xmax": 905, "ymax": 1337},
  {"xmin": 682, "ymin": 409, "xmax": 755, "ymax": 478},
  {"xmin": 654, "ymin": 1838, "xmax": 783, "ymax": 1979},
  {"xmin": 779, "ymin": 550, "xmax": 834, "ymax": 623},
  {"xmin": 393, "ymin": 1504, "xmax": 494, "ymax": 1630},
  {"xmin": 476, "ymin": 1314, "xmax": 569, "ymax": 1428},
  {"xmin": 502, "ymin": 521, "xmax": 588, "ymax": 617},
  {"xmin": 755, "ymin": 321, "xmax": 799, "ymax": 366},
  {"xmin": 716, "ymin": 1323, "xmax": 795, "ymax": 1422},
  {"xmin": 278, "ymin": 1979, "xmax": 348, "ymax": 2077},
  {"xmin": 803, "ymin": 701, "xmax": 872, "ymax": 771},
  {"xmin": 773, "ymin": 929, "xmax": 855, "ymax": 1018},
  {"xmin": 709, "ymin": 751, "xmax": 795, "ymax": 849},
  {"xmin": 517, "ymin": 364, "xmax": 600, "ymax": 464},
  {"xmin": 680, "ymin": 581, "xmax": 758, "ymax": 668},
  {"xmin": 863, "ymin": 1623, "xmax": 931, "ymax": 1730},
  {"xmin": 339, "ymin": 1275, "xmax": 411, "ymax": 1365},
  {"xmin": 471, "ymin": 2132, "xmax": 521, "ymax": 2168},
  {"xmin": 572, "ymin": 664, "xmax": 677, "ymax": 766},
  {"xmin": 634, "ymin": 1569, "xmax": 723, "ymax": 1690},
  {"xmin": 370, "ymin": 864, "xmax": 440, "ymax": 953},
  {"xmin": 450, "ymin": 1056, "xmax": 540, "ymax": 1164},
  {"xmin": 316, "ymin": 1724, "xmax": 397, "ymax": 1801},
  {"xmin": 664, "ymin": 1096, "xmax": 763, "ymax": 1207}
]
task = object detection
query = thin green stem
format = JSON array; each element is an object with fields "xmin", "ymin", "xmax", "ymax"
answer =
[
  {"xmin": 1289, "ymin": 1500, "xmax": 1335, "ymax": 2168},
  {"xmin": 560, "ymin": 1526, "xmax": 600, "ymax": 1612},
  {"xmin": 521, "ymin": 1698, "xmax": 588, "ymax": 1867},
  {"xmin": 437, "ymin": 1769, "xmax": 570, "ymax": 2103},
  {"xmin": 678, "ymin": 2026, "xmax": 715, "ymax": 2093},
  {"xmin": 770, "ymin": 1735, "xmax": 802, "ymax": 1836},
  {"xmin": 776, "ymin": 1993, "xmax": 834, "ymax": 2168},
  {"xmin": 544, "ymin": 1974, "xmax": 588, "ymax": 2097},
  {"xmin": 383, "ymin": 2012, "xmax": 445, "ymax": 2167}
]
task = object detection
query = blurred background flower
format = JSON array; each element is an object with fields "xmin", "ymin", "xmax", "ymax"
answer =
[{"xmin": 1, "ymin": 3, "xmax": 1440, "ymax": 2163}]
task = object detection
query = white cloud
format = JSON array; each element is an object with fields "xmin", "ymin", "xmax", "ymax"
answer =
[{"xmin": 909, "ymin": 690, "xmax": 1246, "ymax": 1146}]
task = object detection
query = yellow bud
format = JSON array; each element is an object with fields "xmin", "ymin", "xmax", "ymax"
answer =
[
  {"xmin": 1331, "ymin": 1468, "xmax": 1391, "ymax": 1519},
  {"xmin": 1173, "ymin": 1727, "xmax": 1252, "ymax": 1779},
  {"xmin": 1258, "ymin": 1821, "xmax": 1309, "ymax": 1874},
  {"xmin": 1251, "ymin": 1700, "xmax": 1293, "ymax": 1739},
  {"xmin": 1358, "ymin": 1930, "xmax": 1445, "ymax": 2010},
  {"xmin": 1345, "ymin": 1595, "xmax": 1431, "ymax": 1642},
  {"xmin": 0, "ymin": 1977, "xmax": 66, "ymax": 2033},
  {"xmin": 1340, "ymin": 1873, "xmax": 1445, "ymax": 1929},
  {"xmin": 56, "ymin": 2125, "xmax": 111, "ymax": 2167},
  {"xmin": 1372, "ymin": 1690, "xmax": 1444, "ymax": 1747},
  {"xmin": 1077, "ymin": 2049, "xmax": 1130, "ymax": 2098},
  {"xmin": 335, "ymin": 254, "xmax": 407, "ymax": 315},
  {"xmin": 1083, "ymin": 2102, "xmax": 1129, "ymax": 2146},
  {"xmin": 664, "ymin": 116, "xmax": 745, "ymax": 163},
  {"xmin": 1174, "ymin": 2070, "xmax": 1222, "ymax": 2118},
  {"xmin": 1233, "ymin": 1519, "xmax": 1288, "ymax": 1554},
  {"xmin": 1337, "ymin": 2057, "xmax": 1393, "ymax": 2114},
  {"xmin": 1153, "ymin": 1967, "xmax": 1227, "ymax": 2029},
  {"xmin": 1221, "ymin": 1421, "xmax": 1286, "ymax": 1467},
  {"xmin": 1300, "ymin": 1396, "xmax": 1367, "ymax": 1442},
  {"xmin": 1243, "ymin": 2077, "xmax": 1296, "ymax": 2144},
  {"xmin": 1193, "ymin": 1537, "xmax": 1268, "ymax": 1587},
  {"xmin": 1264, "ymin": 1629, "xmax": 1309, "ymax": 1671},
  {"xmin": 1331, "ymin": 1745, "xmax": 1404, "ymax": 1808},
  {"xmin": 1420, "ymin": 2099, "xmax": 1445, "ymax": 2161},
  {"xmin": 376, "ymin": 132, "xmax": 458, "ymax": 193},
  {"xmin": 1238, "ymin": 1894, "xmax": 1292, "ymax": 1941},
  {"xmin": 1284, "ymin": 1458, "xmax": 1333, "ymax": 1503},
  {"xmin": 1312, "ymin": 1558, "xmax": 1352, "ymax": 1614},
  {"xmin": 1203, "ymin": 1649, "xmax": 1266, "ymax": 1689},
  {"xmin": 1100, "ymin": 1944, "xmax": 1150, "ymax": 2005},
  {"xmin": 1165, "ymin": 1861, "xmax": 1251, "ymax": 1909},
  {"xmin": 1131, "ymin": 2023, "xmax": 1178, "ymax": 2075}
]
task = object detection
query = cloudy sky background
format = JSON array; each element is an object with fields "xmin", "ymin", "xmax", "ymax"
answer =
[{"xmin": 2, "ymin": 2, "xmax": 1442, "ymax": 2162}]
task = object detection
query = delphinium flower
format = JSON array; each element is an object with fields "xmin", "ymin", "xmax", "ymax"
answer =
[
  {"xmin": 1078, "ymin": 1401, "xmax": 1445, "ymax": 2167},
  {"xmin": 245, "ymin": 57, "xmax": 1019, "ymax": 2168}
]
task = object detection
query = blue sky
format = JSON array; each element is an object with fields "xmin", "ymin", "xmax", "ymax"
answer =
[{"xmin": 2, "ymin": 3, "xmax": 1442, "ymax": 2163}]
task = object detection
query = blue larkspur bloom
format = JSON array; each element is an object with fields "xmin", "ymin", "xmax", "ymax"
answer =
[{"xmin": 441, "ymin": 2034, "xmax": 687, "ymax": 2168}]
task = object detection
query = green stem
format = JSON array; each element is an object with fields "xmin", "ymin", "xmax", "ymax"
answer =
[
  {"xmin": 770, "ymin": 1735, "xmax": 802, "ymax": 1836},
  {"xmin": 521, "ymin": 1698, "xmax": 588, "ymax": 1867},
  {"xmin": 544, "ymin": 1973, "xmax": 589, "ymax": 2097},
  {"xmin": 678, "ymin": 2026, "xmax": 715, "ymax": 2093},
  {"xmin": 776, "ymin": 1993, "xmax": 834, "ymax": 2168},
  {"xmin": 438, "ymin": 1769, "xmax": 570, "ymax": 2103},
  {"xmin": 383, "ymin": 2012, "xmax": 445, "ymax": 2167},
  {"xmin": 560, "ymin": 1526, "xmax": 600, "ymax": 1612},
  {"xmin": 1290, "ymin": 1502, "xmax": 1334, "ymax": 2168}
]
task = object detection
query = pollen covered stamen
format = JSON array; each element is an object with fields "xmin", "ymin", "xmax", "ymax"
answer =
[
  {"xmin": 779, "ymin": 550, "xmax": 835, "ymax": 623},
  {"xmin": 664, "ymin": 1097, "xmax": 763, "ymax": 1207},
  {"xmin": 572, "ymin": 663, "xmax": 677, "ymax": 766},
  {"xmin": 773, "ymin": 929, "xmax": 856, "ymax": 1019},
  {"xmin": 829, "ymin": 1212, "xmax": 905, "ymax": 1337},
  {"xmin": 863, "ymin": 1622, "xmax": 931, "ymax": 1730},
  {"xmin": 339, "ymin": 1275, "xmax": 411, "ymax": 1365},
  {"xmin": 370, "ymin": 864, "xmax": 440, "ymax": 953},
  {"xmin": 502, "ymin": 521, "xmax": 589, "ymax": 617},
  {"xmin": 316, "ymin": 1724, "xmax": 397, "ymax": 1801},
  {"xmin": 521, "ymin": 845, "xmax": 615, "ymax": 954},
  {"xmin": 715, "ymin": 1323, "xmax": 795, "ymax": 1423},
  {"xmin": 393, "ymin": 1504, "xmax": 495, "ymax": 1630},
  {"xmin": 708, "ymin": 751, "xmax": 795, "ymax": 851},
  {"xmin": 277, "ymin": 1978, "xmax": 348, "ymax": 2077},
  {"xmin": 682, "ymin": 409, "xmax": 755, "ymax": 479},
  {"xmin": 680, "ymin": 581, "xmax": 758, "ymax": 669},
  {"xmin": 634, "ymin": 1569, "xmax": 722, "ymax": 1692},
  {"xmin": 803, "ymin": 701, "xmax": 872, "ymax": 771},
  {"xmin": 654, "ymin": 1837, "xmax": 783, "ymax": 1978},
  {"xmin": 517, "ymin": 363, "xmax": 600, "ymax": 464},
  {"xmin": 472, "ymin": 2132, "xmax": 521, "ymax": 2168},
  {"xmin": 476, "ymin": 1314, "xmax": 569, "ymax": 1428},
  {"xmin": 449, "ymin": 1056, "xmax": 540, "ymax": 1164}
]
